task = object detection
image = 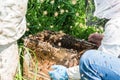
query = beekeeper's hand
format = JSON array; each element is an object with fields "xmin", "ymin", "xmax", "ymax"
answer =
[
  {"xmin": 48, "ymin": 65, "xmax": 69, "ymax": 80},
  {"xmin": 88, "ymin": 33, "xmax": 103, "ymax": 47}
]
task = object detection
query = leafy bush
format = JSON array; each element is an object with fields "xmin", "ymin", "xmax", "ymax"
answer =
[
  {"xmin": 26, "ymin": 0, "xmax": 85, "ymax": 34},
  {"xmin": 25, "ymin": 0, "xmax": 103, "ymax": 40}
]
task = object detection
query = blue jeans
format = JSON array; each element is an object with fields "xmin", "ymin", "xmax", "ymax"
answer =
[{"xmin": 79, "ymin": 50, "xmax": 120, "ymax": 80}]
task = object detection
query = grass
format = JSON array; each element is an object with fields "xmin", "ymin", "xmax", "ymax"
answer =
[{"xmin": 15, "ymin": 46, "xmax": 40, "ymax": 80}]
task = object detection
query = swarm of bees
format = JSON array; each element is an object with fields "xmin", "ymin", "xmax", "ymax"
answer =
[{"xmin": 23, "ymin": 30, "xmax": 97, "ymax": 80}]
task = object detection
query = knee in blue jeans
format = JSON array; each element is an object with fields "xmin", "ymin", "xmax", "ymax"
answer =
[
  {"xmin": 79, "ymin": 50, "xmax": 100, "ymax": 71},
  {"xmin": 79, "ymin": 50, "xmax": 99, "ymax": 79}
]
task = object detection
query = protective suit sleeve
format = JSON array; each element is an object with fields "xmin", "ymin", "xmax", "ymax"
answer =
[{"xmin": 0, "ymin": 0, "xmax": 28, "ymax": 45}]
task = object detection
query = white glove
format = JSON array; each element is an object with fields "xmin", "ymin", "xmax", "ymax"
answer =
[{"xmin": 66, "ymin": 66, "xmax": 81, "ymax": 80}]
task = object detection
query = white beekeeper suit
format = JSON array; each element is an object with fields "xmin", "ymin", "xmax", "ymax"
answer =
[
  {"xmin": 66, "ymin": 0, "xmax": 120, "ymax": 79},
  {"xmin": 0, "ymin": 0, "xmax": 28, "ymax": 80},
  {"xmin": 94, "ymin": 0, "xmax": 120, "ymax": 57}
]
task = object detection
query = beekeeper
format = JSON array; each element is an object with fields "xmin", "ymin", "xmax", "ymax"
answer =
[
  {"xmin": 49, "ymin": 0, "xmax": 120, "ymax": 80},
  {"xmin": 0, "ymin": 0, "xmax": 28, "ymax": 80}
]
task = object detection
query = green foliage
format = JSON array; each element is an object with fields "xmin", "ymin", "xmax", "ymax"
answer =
[
  {"xmin": 26, "ymin": 0, "xmax": 86, "ymax": 36},
  {"xmin": 25, "ymin": 0, "xmax": 104, "ymax": 40},
  {"xmin": 70, "ymin": 25, "xmax": 103, "ymax": 40}
]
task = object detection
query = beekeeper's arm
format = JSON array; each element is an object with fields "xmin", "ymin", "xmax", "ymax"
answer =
[
  {"xmin": 98, "ymin": 18, "xmax": 120, "ymax": 57},
  {"xmin": 0, "ymin": 0, "xmax": 28, "ymax": 45}
]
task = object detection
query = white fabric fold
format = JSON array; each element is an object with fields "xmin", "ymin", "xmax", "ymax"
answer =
[
  {"xmin": 94, "ymin": 0, "xmax": 120, "ymax": 19},
  {"xmin": 66, "ymin": 66, "xmax": 81, "ymax": 80},
  {"xmin": 0, "ymin": 0, "xmax": 28, "ymax": 45}
]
